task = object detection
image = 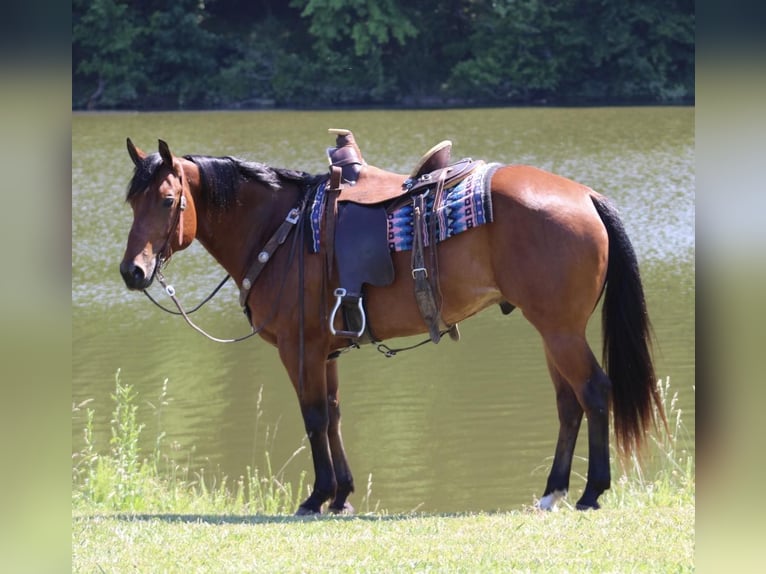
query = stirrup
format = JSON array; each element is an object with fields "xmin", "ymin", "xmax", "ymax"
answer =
[{"xmin": 329, "ymin": 288, "xmax": 366, "ymax": 339}]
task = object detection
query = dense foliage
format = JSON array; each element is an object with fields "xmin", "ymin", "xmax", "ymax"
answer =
[{"xmin": 72, "ymin": 0, "xmax": 694, "ymax": 110}]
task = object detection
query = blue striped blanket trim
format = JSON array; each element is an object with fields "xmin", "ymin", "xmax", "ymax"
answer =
[{"xmin": 309, "ymin": 161, "xmax": 501, "ymax": 253}]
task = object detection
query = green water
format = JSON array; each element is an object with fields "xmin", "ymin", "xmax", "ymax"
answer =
[{"xmin": 72, "ymin": 108, "xmax": 694, "ymax": 513}]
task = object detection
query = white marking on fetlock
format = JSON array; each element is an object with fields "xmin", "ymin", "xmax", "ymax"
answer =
[{"xmin": 537, "ymin": 489, "xmax": 567, "ymax": 511}]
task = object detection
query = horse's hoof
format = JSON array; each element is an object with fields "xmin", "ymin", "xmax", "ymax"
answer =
[
  {"xmin": 575, "ymin": 501, "xmax": 600, "ymax": 511},
  {"xmin": 295, "ymin": 505, "xmax": 321, "ymax": 517},
  {"xmin": 536, "ymin": 489, "xmax": 566, "ymax": 511},
  {"xmin": 329, "ymin": 502, "xmax": 355, "ymax": 515}
]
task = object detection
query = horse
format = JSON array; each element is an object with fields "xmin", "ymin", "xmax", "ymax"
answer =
[{"xmin": 119, "ymin": 137, "xmax": 665, "ymax": 514}]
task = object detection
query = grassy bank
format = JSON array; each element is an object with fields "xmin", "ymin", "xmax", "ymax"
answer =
[
  {"xmin": 72, "ymin": 373, "xmax": 694, "ymax": 572},
  {"xmin": 73, "ymin": 507, "xmax": 693, "ymax": 572}
]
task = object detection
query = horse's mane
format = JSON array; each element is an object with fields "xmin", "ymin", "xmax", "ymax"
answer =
[
  {"xmin": 126, "ymin": 153, "xmax": 323, "ymax": 212},
  {"xmin": 126, "ymin": 152, "xmax": 164, "ymax": 200}
]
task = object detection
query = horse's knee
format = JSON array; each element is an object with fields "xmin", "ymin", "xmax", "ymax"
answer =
[
  {"xmin": 581, "ymin": 372, "xmax": 611, "ymax": 416},
  {"xmin": 327, "ymin": 394, "xmax": 341, "ymax": 427},
  {"xmin": 302, "ymin": 402, "xmax": 329, "ymax": 437}
]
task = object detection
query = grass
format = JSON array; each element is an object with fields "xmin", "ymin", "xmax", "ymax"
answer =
[
  {"xmin": 73, "ymin": 508, "xmax": 693, "ymax": 572},
  {"xmin": 72, "ymin": 371, "xmax": 309, "ymax": 516},
  {"xmin": 72, "ymin": 373, "xmax": 694, "ymax": 572}
]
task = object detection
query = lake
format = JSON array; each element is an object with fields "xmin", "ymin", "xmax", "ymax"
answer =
[{"xmin": 72, "ymin": 107, "xmax": 694, "ymax": 513}]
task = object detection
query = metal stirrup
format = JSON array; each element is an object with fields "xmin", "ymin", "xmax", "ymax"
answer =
[{"xmin": 329, "ymin": 288, "xmax": 366, "ymax": 339}]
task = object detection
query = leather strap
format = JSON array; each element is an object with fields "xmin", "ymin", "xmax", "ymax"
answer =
[
  {"xmin": 405, "ymin": 158, "xmax": 477, "ymax": 195},
  {"xmin": 238, "ymin": 201, "xmax": 303, "ymax": 308},
  {"xmin": 411, "ymin": 193, "xmax": 442, "ymax": 343},
  {"xmin": 427, "ymin": 173, "xmax": 461, "ymax": 342},
  {"xmin": 177, "ymin": 192, "xmax": 187, "ymax": 247},
  {"xmin": 428, "ymin": 169, "xmax": 447, "ymax": 304},
  {"xmin": 324, "ymin": 167, "xmax": 342, "ymax": 282}
]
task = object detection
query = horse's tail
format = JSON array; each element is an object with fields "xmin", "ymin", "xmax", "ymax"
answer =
[{"xmin": 591, "ymin": 194, "xmax": 666, "ymax": 456}]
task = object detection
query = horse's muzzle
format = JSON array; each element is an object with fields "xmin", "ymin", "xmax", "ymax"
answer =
[{"xmin": 120, "ymin": 259, "xmax": 152, "ymax": 290}]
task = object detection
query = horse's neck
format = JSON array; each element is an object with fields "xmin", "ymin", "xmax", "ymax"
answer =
[{"xmin": 192, "ymin": 182, "xmax": 299, "ymax": 281}]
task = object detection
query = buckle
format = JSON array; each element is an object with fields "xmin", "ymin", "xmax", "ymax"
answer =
[{"xmin": 285, "ymin": 208, "xmax": 300, "ymax": 224}]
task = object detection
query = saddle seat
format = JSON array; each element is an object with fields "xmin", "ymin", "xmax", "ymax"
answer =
[{"xmin": 328, "ymin": 128, "xmax": 457, "ymax": 205}]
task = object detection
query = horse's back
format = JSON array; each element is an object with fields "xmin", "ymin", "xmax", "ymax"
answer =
[{"xmin": 491, "ymin": 164, "xmax": 599, "ymax": 207}]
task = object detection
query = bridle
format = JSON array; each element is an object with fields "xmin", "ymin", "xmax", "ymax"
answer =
[
  {"xmin": 141, "ymin": 175, "xmax": 309, "ymax": 344},
  {"xmin": 151, "ymin": 171, "xmax": 188, "ymax": 275},
  {"xmin": 140, "ymin": 171, "xmax": 251, "ymax": 341}
]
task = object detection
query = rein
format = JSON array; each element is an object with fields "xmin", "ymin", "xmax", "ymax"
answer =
[
  {"xmin": 152, "ymin": 269, "xmax": 259, "ymax": 343},
  {"xmin": 143, "ymin": 273, "xmax": 231, "ymax": 315}
]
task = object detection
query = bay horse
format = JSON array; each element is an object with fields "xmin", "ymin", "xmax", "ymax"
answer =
[{"xmin": 119, "ymin": 137, "xmax": 665, "ymax": 514}]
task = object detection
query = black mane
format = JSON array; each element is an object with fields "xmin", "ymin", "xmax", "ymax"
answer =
[{"xmin": 126, "ymin": 153, "xmax": 323, "ymax": 211}]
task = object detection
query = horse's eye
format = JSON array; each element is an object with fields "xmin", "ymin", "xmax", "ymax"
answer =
[{"xmin": 162, "ymin": 197, "xmax": 174, "ymax": 208}]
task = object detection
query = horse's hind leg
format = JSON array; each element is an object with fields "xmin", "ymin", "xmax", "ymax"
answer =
[
  {"xmin": 538, "ymin": 352, "xmax": 583, "ymax": 510},
  {"xmin": 326, "ymin": 358, "xmax": 355, "ymax": 514},
  {"xmin": 575, "ymin": 367, "xmax": 611, "ymax": 509},
  {"xmin": 541, "ymin": 332, "xmax": 612, "ymax": 510}
]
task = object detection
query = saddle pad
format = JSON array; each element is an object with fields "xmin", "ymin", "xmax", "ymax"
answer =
[
  {"xmin": 388, "ymin": 161, "xmax": 499, "ymax": 251},
  {"xmin": 309, "ymin": 161, "xmax": 501, "ymax": 253}
]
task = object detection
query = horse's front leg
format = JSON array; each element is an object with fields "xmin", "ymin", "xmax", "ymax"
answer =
[
  {"xmin": 326, "ymin": 358, "xmax": 355, "ymax": 514},
  {"xmin": 279, "ymin": 342, "xmax": 336, "ymax": 515}
]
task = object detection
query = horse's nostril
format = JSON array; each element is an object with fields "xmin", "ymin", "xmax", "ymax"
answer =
[
  {"xmin": 132, "ymin": 266, "xmax": 145, "ymax": 282},
  {"xmin": 120, "ymin": 261, "xmax": 146, "ymax": 289}
]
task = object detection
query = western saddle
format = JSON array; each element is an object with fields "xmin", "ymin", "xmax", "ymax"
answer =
[{"xmin": 325, "ymin": 128, "xmax": 474, "ymax": 345}]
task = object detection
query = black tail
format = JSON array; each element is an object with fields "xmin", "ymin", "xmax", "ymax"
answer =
[{"xmin": 591, "ymin": 195, "xmax": 666, "ymax": 455}]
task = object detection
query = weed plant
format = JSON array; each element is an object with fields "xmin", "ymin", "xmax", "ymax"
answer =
[
  {"xmin": 603, "ymin": 376, "xmax": 695, "ymax": 508},
  {"xmin": 72, "ymin": 370, "xmax": 307, "ymax": 515}
]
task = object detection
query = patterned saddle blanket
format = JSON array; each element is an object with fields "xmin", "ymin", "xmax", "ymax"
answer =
[{"xmin": 309, "ymin": 161, "xmax": 500, "ymax": 253}]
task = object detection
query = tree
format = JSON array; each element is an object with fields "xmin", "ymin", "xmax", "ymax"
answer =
[
  {"xmin": 72, "ymin": 0, "xmax": 694, "ymax": 109},
  {"xmin": 73, "ymin": 0, "xmax": 142, "ymax": 108},
  {"xmin": 287, "ymin": 0, "xmax": 418, "ymax": 103},
  {"xmin": 291, "ymin": 0, "xmax": 417, "ymax": 57},
  {"xmin": 446, "ymin": 0, "xmax": 694, "ymax": 104},
  {"xmin": 134, "ymin": 1, "xmax": 221, "ymax": 109}
]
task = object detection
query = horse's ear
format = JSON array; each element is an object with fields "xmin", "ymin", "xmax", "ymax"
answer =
[
  {"xmin": 158, "ymin": 139, "xmax": 173, "ymax": 166},
  {"xmin": 126, "ymin": 137, "xmax": 145, "ymax": 166}
]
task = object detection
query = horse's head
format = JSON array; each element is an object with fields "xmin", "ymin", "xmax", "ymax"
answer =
[{"xmin": 119, "ymin": 138, "xmax": 197, "ymax": 290}]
